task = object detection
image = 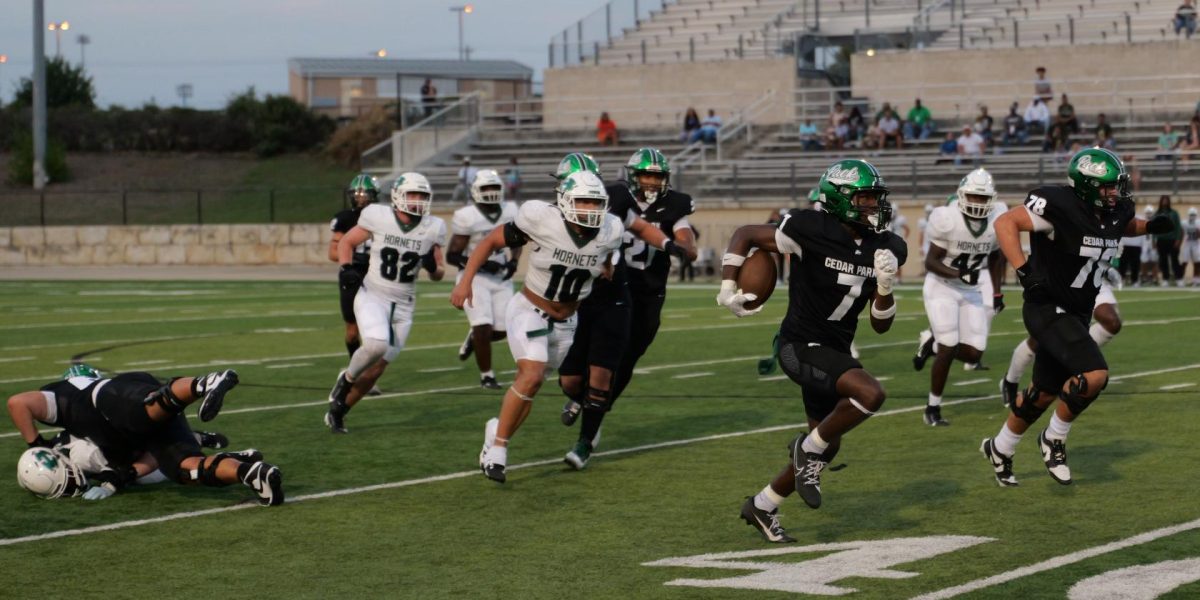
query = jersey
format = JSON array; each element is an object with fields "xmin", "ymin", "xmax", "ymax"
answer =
[
  {"xmin": 774, "ymin": 209, "xmax": 908, "ymax": 353},
  {"xmin": 1183, "ymin": 219, "xmax": 1200, "ymax": 243},
  {"xmin": 330, "ymin": 207, "xmax": 372, "ymax": 271},
  {"xmin": 356, "ymin": 204, "xmax": 446, "ymax": 300},
  {"xmin": 1022, "ymin": 186, "xmax": 1135, "ymax": 316},
  {"xmin": 611, "ymin": 185, "xmax": 697, "ymax": 297},
  {"xmin": 582, "ymin": 186, "xmax": 640, "ymax": 304},
  {"xmin": 925, "ymin": 201, "xmax": 1007, "ymax": 289},
  {"xmin": 511, "ymin": 200, "xmax": 624, "ymax": 304},
  {"xmin": 452, "ymin": 201, "xmax": 519, "ymax": 272},
  {"xmin": 39, "ymin": 378, "xmax": 139, "ymax": 465}
]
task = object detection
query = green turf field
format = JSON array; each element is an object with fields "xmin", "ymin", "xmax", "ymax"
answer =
[{"xmin": 0, "ymin": 280, "xmax": 1197, "ymax": 598}]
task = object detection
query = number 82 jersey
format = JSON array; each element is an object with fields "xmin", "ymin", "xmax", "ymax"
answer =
[
  {"xmin": 358, "ymin": 204, "xmax": 447, "ymax": 300},
  {"xmin": 514, "ymin": 200, "xmax": 624, "ymax": 304}
]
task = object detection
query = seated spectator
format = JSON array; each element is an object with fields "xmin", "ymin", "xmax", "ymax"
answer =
[
  {"xmin": 1002, "ymin": 102, "xmax": 1028, "ymax": 147},
  {"xmin": 1043, "ymin": 120, "xmax": 1071, "ymax": 154},
  {"xmin": 936, "ymin": 132, "xmax": 958, "ymax": 164},
  {"xmin": 1176, "ymin": 0, "xmax": 1197, "ymax": 38},
  {"xmin": 680, "ymin": 107, "xmax": 701, "ymax": 142},
  {"xmin": 596, "ymin": 112, "xmax": 619, "ymax": 146},
  {"xmin": 690, "ymin": 108, "xmax": 722, "ymax": 144},
  {"xmin": 846, "ymin": 106, "xmax": 867, "ymax": 144},
  {"xmin": 1157, "ymin": 123, "xmax": 1182, "ymax": 160},
  {"xmin": 1024, "ymin": 98, "xmax": 1050, "ymax": 134},
  {"xmin": 1093, "ymin": 113, "xmax": 1115, "ymax": 150},
  {"xmin": 1033, "ymin": 67, "xmax": 1054, "ymax": 105},
  {"xmin": 877, "ymin": 108, "xmax": 903, "ymax": 149},
  {"xmin": 826, "ymin": 116, "xmax": 848, "ymax": 150},
  {"xmin": 799, "ymin": 118, "xmax": 823, "ymax": 151},
  {"xmin": 504, "ymin": 156, "xmax": 522, "ymax": 200},
  {"xmin": 1057, "ymin": 94, "xmax": 1079, "ymax": 134},
  {"xmin": 903, "ymin": 98, "xmax": 934, "ymax": 140},
  {"xmin": 828, "ymin": 101, "xmax": 846, "ymax": 131},
  {"xmin": 974, "ymin": 105, "xmax": 994, "ymax": 144},
  {"xmin": 874, "ymin": 102, "xmax": 894, "ymax": 123},
  {"xmin": 956, "ymin": 125, "xmax": 985, "ymax": 166}
]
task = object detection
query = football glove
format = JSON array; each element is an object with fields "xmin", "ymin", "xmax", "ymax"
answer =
[
  {"xmin": 1145, "ymin": 214, "xmax": 1174, "ymax": 235},
  {"xmin": 873, "ymin": 249, "xmax": 898, "ymax": 296},
  {"xmin": 716, "ymin": 279, "xmax": 762, "ymax": 318},
  {"xmin": 501, "ymin": 262, "xmax": 518, "ymax": 281},
  {"xmin": 663, "ymin": 239, "xmax": 689, "ymax": 259},
  {"xmin": 993, "ymin": 293, "xmax": 1005, "ymax": 315},
  {"xmin": 420, "ymin": 251, "xmax": 438, "ymax": 274},
  {"xmin": 1103, "ymin": 264, "xmax": 1124, "ymax": 291},
  {"xmin": 479, "ymin": 260, "xmax": 504, "ymax": 275},
  {"xmin": 338, "ymin": 265, "xmax": 363, "ymax": 291},
  {"xmin": 82, "ymin": 483, "xmax": 116, "ymax": 501},
  {"xmin": 27, "ymin": 434, "xmax": 52, "ymax": 449},
  {"xmin": 1015, "ymin": 262, "xmax": 1051, "ymax": 304}
]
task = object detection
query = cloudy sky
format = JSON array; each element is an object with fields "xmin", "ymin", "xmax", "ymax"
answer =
[{"xmin": 0, "ymin": 0, "xmax": 602, "ymax": 108}]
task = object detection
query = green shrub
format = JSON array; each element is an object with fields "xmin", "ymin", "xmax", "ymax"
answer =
[{"xmin": 6, "ymin": 132, "xmax": 70, "ymax": 186}]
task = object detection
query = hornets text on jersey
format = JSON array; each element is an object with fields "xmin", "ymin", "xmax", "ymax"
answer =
[
  {"xmin": 511, "ymin": 200, "xmax": 624, "ymax": 304},
  {"xmin": 356, "ymin": 204, "xmax": 447, "ymax": 301}
]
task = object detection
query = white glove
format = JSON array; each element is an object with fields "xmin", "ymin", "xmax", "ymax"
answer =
[
  {"xmin": 716, "ymin": 279, "xmax": 763, "ymax": 318},
  {"xmin": 874, "ymin": 249, "xmax": 898, "ymax": 296},
  {"xmin": 1103, "ymin": 265, "xmax": 1123, "ymax": 291},
  {"xmin": 82, "ymin": 483, "xmax": 116, "ymax": 501}
]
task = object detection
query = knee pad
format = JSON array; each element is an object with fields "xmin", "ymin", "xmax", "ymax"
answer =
[
  {"xmin": 144, "ymin": 383, "xmax": 186, "ymax": 415},
  {"xmin": 1011, "ymin": 384, "xmax": 1051, "ymax": 425},
  {"xmin": 583, "ymin": 386, "xmax": 613, "ymax": 412},
  {"xmin": 189, "ymin": 453, "xmax": 236, "ymax": 487},
  {"xmin": 1060, "ymin": 375, "xmax": 1103, "ymax": 416}
]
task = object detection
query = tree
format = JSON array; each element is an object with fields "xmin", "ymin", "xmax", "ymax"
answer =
[{"xmin": 12, "ymin": 56, "xmax": 96, "ymax": 109}]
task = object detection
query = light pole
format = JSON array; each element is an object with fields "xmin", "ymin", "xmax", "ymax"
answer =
[
  {"xmin": 47, "ymin": 20, "xmax": 69, "ymax": 57},
  {"xmin": 0, "ymin": 55, "xmax": 6, "ymax": 102},
  {"xmin": 374, "ymin": 48, "xmax": 387, "ymax": 58},
  {"xmin": 176, "ymin": 83, "xmax": 193, "ymax": 108},
  {"xmin": 449, "ymin": 5, "xmax": 473, "ymax": 60},
  {"xmin": 76, "ymin": 33, "xmax": 90, "ymax": 66}
]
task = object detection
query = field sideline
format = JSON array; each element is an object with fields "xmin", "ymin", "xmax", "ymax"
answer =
[{"xmin": 0, "ymin": 280, "xmax": 1197, "ymax": 598}]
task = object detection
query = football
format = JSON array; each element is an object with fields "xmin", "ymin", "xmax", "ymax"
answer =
[{"xmin": 736, "ymin": 250, "xmax": 777, "ymax": 310}]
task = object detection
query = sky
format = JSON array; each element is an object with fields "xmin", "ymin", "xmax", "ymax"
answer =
[{"xmin": 0, "ymin": 0, "xmax": 600, "ymax": 109}]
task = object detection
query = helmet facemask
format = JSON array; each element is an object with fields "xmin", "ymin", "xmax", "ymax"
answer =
[
  {"xmin": 470, "ymin": 169, "xmax": 505, "ymax": 205},
  {"xmin": 557, "ymin": 171, "xmax": 609, "ymax": 228},
  {"xmin": 390, "ymin": 173, "xmax": 433, "ymax": 217},
  {"xmin": 631, "ymin": 170, "xmax": 669, "ymax": 204},
  {"xmin": 850, "ymin": 190, "xmax": 893, "ymax": 233}
]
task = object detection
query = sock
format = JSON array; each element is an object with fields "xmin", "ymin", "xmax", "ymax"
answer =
[
  {"xmin": 579, "ymin": 408, "xmax": 606, "ymax": 446},
  {"xmin": 1089, "ymin": 323, "xmax": 1116, "ymax": 347},
  {"xmin": 1005, "ymin": 339, "xmax": 1035, "ymax": 384},
  {"xmin": 235, "ymin": 461, "xmax": 252, "ymax": 481},
  {"xmin": 993, "ymin": 424, "xmax": 1023, "ymax": 456},
  {"xmin": 345, "ymin": 339, "xmax": 360, "ymax": 359},
  {"xmin": 928, "ymin": 393, "xmax": 942, "ymax": 407},
  {"xmin": 753, "ymin": 484, "xmax": 786, "ymax": 512},
  {"xmin": 481, "ymin": 370, "xmax": 495, "ymax": 380},
  {"xmin": 1045, "ymin": 412, "xmax": 1072, "ymax": 442},
  {"xmin": 484, "ymin": 445, "xmax": 507, "ymax": 466},
  {"xmin": 801, "ymin": 428, "xmax": 829, "ymax": 455}
]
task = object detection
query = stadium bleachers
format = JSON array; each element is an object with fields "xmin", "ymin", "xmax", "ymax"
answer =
[{"xmin": 925, "ymin": 0, "xmax": 1186, "ymax": 50}]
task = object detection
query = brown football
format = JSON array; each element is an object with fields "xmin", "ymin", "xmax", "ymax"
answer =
[{"xmin": 736, "ymin": 250, "xmax": 778, "ymax": 310}]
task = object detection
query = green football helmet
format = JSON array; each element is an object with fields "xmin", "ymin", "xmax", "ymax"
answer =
[
  {"xmin": 1067, "ymin": 147, "xmax": 1129, "ymax": 211},
  {"xmin": 624, "ymin": 147, "xmax": 671, "ymax": 203},
  {"xmin": 816, "ymin": 159, "xmax": 892, "ymax": 233},
  {"xmin": 62, "ymin": 363, "xmax": 100, "ymax": 380},
  {"xmin": 345, "ymin": 174, "xmax": 380, "ymax": 208},
  {"xmin": 553, "ymin": 152, "xmax": 601, "ymax": 181}
]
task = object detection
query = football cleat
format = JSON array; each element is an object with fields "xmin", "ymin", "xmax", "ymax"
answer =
[
  {"xmin": 324, "ymin": 407, "xmax": 348, "ymax": 434},
  {"xmin": 964, "ymin": 361, "xmax": 990, "ymax": 371},
  {"xmin": 923, "ymin": 405, "xmax": 950, "ymax": 427},
  {"xmin": 458, "ymin": 331, "xmax": 474, "ymax": 362},
  {"xmin": 740, "ymin": 496, "xmax": 796, "ymax": 543},
  {"xmin": 1037, "ymin": 430, "xmax": 1072, "ymax": 485},
  {"xmin": 194, "ymin": 430, "xmax": 229, "ymax": 449},
  {"xmin": 480, "ymin": 376, "xmax": 502, "ymax": 390},
  {"xmin": 999, "ymin": 378, "xmax": 1019, "ymax": 408},
  {"xmin": 367, "ymin": 385, "xmax": 383, "ymax": 396},
  {"xmin": 195, "ymin": 370, "xmax": 238, "ymax": 422},
  {"xmin": 479, "ymin": 418, "xmax": 505, "ymax": 482},
  {"xmin": 561, "ymin": 399, "xmax": 582, "ymax": 426},
  {"xmin": 328, "ymin": 370, "xmax": 351, "ymax": 405},
  {"xmin": 482, "ymin": 461, "xmax": 506, "ymax": 483},
  {"xmin": 912, "ymin": 329, "xmax": 934, "ymax": 371},
  {"xmin": 241, "ymin": 461, "xmax": 284, "ymax": 506},
  {"xmin": 980, "ymin": 438, "xmax": 1019, "ymax": 487},
  {"xmin": 791, "ymin": 436, "xmax": 828, "ymax": 509},
  {"xmin": 564, "ymin": 440, "xmax": 593, "ymax": 470},
  {"xmin": 229, "ymin": 448, "xmax": 263, "ymax": 463}
]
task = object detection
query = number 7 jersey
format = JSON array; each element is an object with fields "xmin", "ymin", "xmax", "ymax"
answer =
[
  {"xmin": 515, "ymin": 200, "xmax": 624, "ymax": 304},
  {"xmin": 1022, "ymin": 186, "xmax": 1134, "ymax": 316},
  {"xmin": 357, "ymin": 204, "xmax": 447, "ymax": 300}
]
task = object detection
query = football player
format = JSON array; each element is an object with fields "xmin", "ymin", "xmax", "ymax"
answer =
[
  {"xmin": 447, "ymin": 169, "xmax": 521, "ymax": 389},
  {"xmin": 911, "ymin": 169, "xmax": 1007, "ymax": 426},
  {"xmin": 330, "ymin": 175, "xmax": 383, "ymax": 396},
  {"xmin": 326, "ymin": 172, "xmax": 446, "ymax": 433},
  {"xmin": 451, "ymin": 171, "xmax": 624, "ymax": 483},
  {"xmin": 7, "ymin": 364, "xmax": 283, "ymax": 505},
  {"xmin": 556, "ymin": 148, "xmax": 695, "ymax": 470},
  {"xmin": 1181, "ymin": 207, "xmax": 1199, "ymax": 285},
  {"xmin": 981, "ymin": 148, "xmax": 1172, "ymax": 487},
  {"xmin": 720, "ymin": 160, "xmax": 906, "ymax": 543}
]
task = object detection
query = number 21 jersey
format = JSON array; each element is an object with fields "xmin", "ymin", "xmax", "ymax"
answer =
[
  {"xmin": 357, "ymin": 204, "xmax": 447, "ymax": 301},
  {"xmin": 516, "ymin": 200, "xmax": 624, "ymax": 304}
]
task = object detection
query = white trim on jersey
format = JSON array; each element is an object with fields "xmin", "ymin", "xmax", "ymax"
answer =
[
  {"xmin": 1024, "ymin": 205, "xmax": 1054, "ymax": 232},
  {"xmin": 774, "ymin": 224, "xmax": 803, "ymax": 257},
  {"xmin": 672, "ymin": 216, "xmax": 692, "ymax": 232}
]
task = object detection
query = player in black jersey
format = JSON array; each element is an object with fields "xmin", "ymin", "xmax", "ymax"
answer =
[
  {"xmin": 6, "ymin": 364, "xmax": 284, "ymax": 505},
  {"xmin": 330, "ymin": 175, "xmax": 381, "ymax": 384},
  {"xmin": 554, "ymin": 149, "xmax": 695, "ymax": 470},
  {"xmin": 981, "ymin": 148, "xmax": 1172, "ymax": 487},
  {"xmin": 719, "ymin": 159, "xmax": 906, "ymax": 543}
]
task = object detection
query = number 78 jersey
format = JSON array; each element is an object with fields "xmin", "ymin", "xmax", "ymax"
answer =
[
  {"xmin": 1022, "ymin": 186, "xmax": 1134, "ymax": 315},
  {"xmin": 925, "ymin": 201, "xmax": 1007, "ymax": 290},
  {"xmin": 358, "ymin": 204, "xmax": 447, "ymax": 300},
  {"xmin": 516, "ymin": 200, "xmax": 624, "ymax": 303}
]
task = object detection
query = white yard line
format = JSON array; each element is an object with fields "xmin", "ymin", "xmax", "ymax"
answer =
[
  {"xmin": 952, "ymin": 378, "xmax": 991, "ymax": 387},
  {"xmin": 418, "ymin": 366, "xmax": 463, "ymax": 373},
  {"xmin": 1159, "ymin": 383, "xmax": 1195, "ymax": 390},
  {"xmin": 264, "ymin": 363, "xmax": 313, "ymax": 370},
  {"xmin": 121, "ymin": 359, "xmax": 171, "ymax": 367},
  {"xmin": 0, "ymin": 356, "xmax": 34, "ymax": 363},
  {"xmin": 672, "ymin": 372, "xmax": 714, "ymax": 379}
]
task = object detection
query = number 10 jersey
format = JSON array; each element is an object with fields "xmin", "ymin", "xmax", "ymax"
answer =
[
  {"xmin": 358, "ymin": 204, "xmax": 447, "ymax": 301},
  {"xmin": 515, "ymin": 200, "xmax": 624, "ymax": 304}
]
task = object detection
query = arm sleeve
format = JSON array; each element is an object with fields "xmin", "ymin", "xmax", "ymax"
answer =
[
  {"xmin": 503, "ymin": 222, "xmax": 530, "ymax": 247},
  {"xmin": 775, "ymin": 209, "xmax": 811, "ymax": 256},
  {"xmin": 1022, "ymin": 191, "xmax": 1055, "ymax": 233},
  {"xmin": 672, "ymin": 216, "xmax": 692, "ymax": 232}
]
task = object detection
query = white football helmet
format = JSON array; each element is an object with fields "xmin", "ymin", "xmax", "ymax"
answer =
[
  {"xmin": 1144, "ymin": 205, "xmax": 1155, "ymax": 217},
  {"xmin": 924, "ymin": 203, "xmax": 935, "ymax": 216},
  {"xmin": 1189, "ymin": 207, "xmax": 1198, "ymax": 221},
  {"xmin": 390, "ymin": 172, "xmax": 433, "ymax": 216},
  {"xmin": 17, "ymin": 447, "xmax": 87, "ymax": 499},
  {"xmin": 956, "ymin": 168, "xmax": 997, "ymax": 219},
  {"xmin": 556, "ymin": 171, "xmax": 609, "ymax": 228},
  {"xmin": 470, "ymin": 169, "xmax": 504, "ymax": 204}
]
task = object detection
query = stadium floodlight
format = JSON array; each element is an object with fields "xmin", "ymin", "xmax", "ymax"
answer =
[
  {"xmin": 48, "ymin": 20, "xmax": 69, "ymax": 57},
  {"xmin": 450, "ymin": 5, "xmax": 474, "ymax": 61}
]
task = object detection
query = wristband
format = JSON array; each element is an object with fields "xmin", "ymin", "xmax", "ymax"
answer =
[
  {"xmin": 870, "ymin": 300, "xmax": 897, "ymax": 320},
  {"xmin": 722, "ymin": 253, "xmax": 746, "ymax": 267}
]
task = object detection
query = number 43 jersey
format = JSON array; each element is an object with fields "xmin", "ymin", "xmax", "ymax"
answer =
[
  {"xmin": 925, "ymin": 201, "xmax": 1007, "ymax": 289},
  {"xmin": 358, "ymin": 204, "xmax": 447, "ymax": 301},
  {"xmin": 1022, "ymin": 186, "xmax": 1134, "ymax": 316},
  {"xmin": 515, "ymin": 200, "xmax": 624, "ymax": 304}
]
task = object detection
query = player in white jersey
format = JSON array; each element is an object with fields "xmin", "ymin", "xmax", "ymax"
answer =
[
  {"xmin": 911, "ymin": 169, "xmax": 1007, "ymax": 425},
  {"xmin": 451, "ymin": 171, "xmax": 624, "ymax": 483},
  {"xmin": 446, "ymin": 169, "xmax": 522, "ymax": 389},
  {"xmin": 917, "ymin": 203, "xmax": 935, "ymax": 257},
  {"xmin": 1181, "ymin": 207, "xmax": 1200, "ymax": 285},
  {"xmin": 325, "ymin": 172, "xmax": 447, "ymax": 433}
]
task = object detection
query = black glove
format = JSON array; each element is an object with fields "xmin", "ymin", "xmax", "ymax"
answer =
[
  {"xmin": 90, "ymin": 465, "xmax": 138, "ymax": 491},
  {"xmin": 420, "ymin": 251, "xmax": 438, "ymax": 274},
  {"xmin": 338, "ymin": 265, "xmax": 363, "ymax": 291},
  {"xmin": 1015, "ymin": 263, "xmax": 1051, "ymax": 304},
  {"xmin": 501, "ymin": 262, "xmax": 518, "ymax": 281},
  {"xmin": 479, "ymin": 260, "xmax": 504, "ymax": 275},
  {"xmin": 993, "ymin": 293, "xmax": 1005, "ymax": 314},
  {"xmin": 1146, "ymin": 214, "xmax": 1174, "ymax": 235},
  {"xmin": 663, "ymin": 239, "xmax": 689, "ymax": 259},
  {"xmin": 27, "ymin": 434, "xmax": 52, "ymax": 449}
]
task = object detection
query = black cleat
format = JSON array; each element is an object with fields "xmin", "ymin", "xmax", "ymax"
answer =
[
  {"xmin": 458, "ymin": 332, "xmax": 474, "ymax": 362},
  {"xmin": 923, "ymin": 405, "xmax": 950, "ymax": 427},
  {"xmin": 242, "ymin": 461, "xmax": 284, "ymax": 506},
  {"xmin": 740, "ymin": 496, "xmax": 796, "ymax": 543},
  {"xmin": 229, "ymin": 448, "xmax": 263, "ymax": 463},
  {"xmin": 1000, "ymin": 378, "xmax": 1019, "ymax": 408},
  {"xmin": 1037, "ymin": 430, "xmax": 1072, "ymax": 485},
  {"xmin": 561, "ymin": 399, "xmax": 582, "ymax": 426},
  {"xmin": 980, "ymin": 438, "xmax": 1019, "ymax": 487},
  {"xmin": 195, "ymin": 370, "xmax": 238, "ymax": 422},
  {"xmin": 328, "ymin": 370, "xmax": 351, "ymax": 405},
  {"xmin": 912, "ymin": 330, "xmax": 935, "ymax": 371},
  {"xmin": 482, "ymin": 461, "xmax": 506, "ymax": 483},
  {"xmin": 194, "ymin": 430, "xmax": 229, "ymax": 449},
  {"xmin": 563, "ymin": 440, "xmax": 593, "ymax": 470},
  {"xmin": 324, "ymin": 403, "xmax": 348, "ymax": 434},
  {"xmin": 791, "ymin": 436, "xmax": 828, "ymax": 509},
  {"xmin": 480, "ymin": 376, "xmax": 502, "ymax": 390}
]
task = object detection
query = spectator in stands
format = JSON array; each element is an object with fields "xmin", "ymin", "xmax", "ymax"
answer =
[
  {"xmin": 937, "ymin": 131, "xmax": 958, "ymax": 164},
  {"xmin": 877, "ymin": 108, "xmax": 903, "ymax": 149},
  {"xmin": 421, "ymin": 79, "xmax": 438, "ymax": 119},
  {"xmin": 1002, "ymin": 102, "xmax": 1028, "ymax": 147},
  {"xmin": 799, "ymin": 118, "xmax": 823, "ymax": 151},
  {"xmin": 1124, "ymin": 153, "xmax": 1144, "ymax": 193},
  {"xmin": 956, "ymin": 125, "xmax": 985, "ymax": 166},
  {"xmin": 1093, "ymin": 113, "xmax": 1115, "ymax": 150},
  {"xmin": 1043, "ymin": 120, "xmax": 1071, "ymax": 155},
  {"xmin": 692, "ymin": 109, "xmax": 722, "ymax": 144},
  {"xmin": 451, "ymin": 156, "xmax": 478, "ymax": 202},
  {"xmin": 828, "ymin": 101, "xmax": 846, "ymax": 131},
  {"xmin": 596, "ymin": 112, "xmax": 619, "ymax": 146},
  {"xmin": 681, "ymin": 107, "xmax": 701, "ymax": 142},
  {"xmin": 1033, "ymin": 67, "xmax": 1054, "ymax": 105},
  {"xmin": 1056, "ymin": 94, "xmax": 1079, "ymax": 134},
  {"xmin": 903, "ymin": 98, "xmax": 934, "ymax": 140},
  {"xmin": 1175, "ymin": 0, "xmax": 1197, "ymax": 38},
  {"xmin": 1179, "ymin": 113, "xmax": 1200, "ymax": 162},
  {"xmin": 1154, "ymin": 195, "xmax": 1184, "ymax": 286},
  {"xmin": 504, "ymin": 156, "xmax": 522, "ymax": 200},
  {"xmin": 1024, "ymin": 97, "xmax": 1050, "ymax": 134},
  {"xmin": 825, "ymin": 108, "xmax": 849, "ymax": 151},
  {"xmin": 875, "ymin": 102, "xmax": 895, "ymax": 123},
  {"xmin": 846, "ymin": 106, "xmax": 867, "ymax": 145},
  {"xmin": 974, "ymin": 105, "xmax": 994, "ymax": 144},
  {"xmin": 1157, "ymin": 123, "xmax": 1183, "ymax": 160}
]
